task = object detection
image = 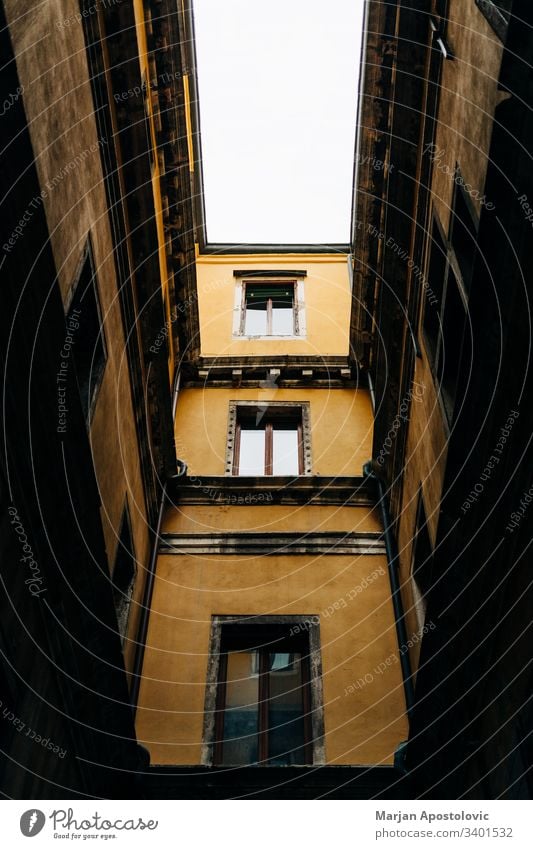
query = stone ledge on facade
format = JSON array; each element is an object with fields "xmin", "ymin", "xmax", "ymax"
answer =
[
  {"xmin": 168, "ymin": 474, "xmax": 376, "ymax": 506},
  {"xmin": 159, "ymin": 531, "xmax": 385, "ymax": 556}
]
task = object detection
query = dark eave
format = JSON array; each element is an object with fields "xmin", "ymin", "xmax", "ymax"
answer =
[{"xmin": 199, "ymin": 243, "xmax": 351, "ymax": 255}]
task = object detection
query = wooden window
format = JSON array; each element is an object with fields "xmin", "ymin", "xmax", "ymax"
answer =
[
  {"xmin": 243, "ymin": 282, "xmax": 295, "ymax": 336},
  {"xmin": 233, "ymin": 406, "xmax": 303, "ymax": 476},
  {"xmin": 213, "ymin": 623, "xmax": 314, "ymax": 766},
  {"xmin": 67, "ymin": 238, "xmax": 107, "ymax": 423}
]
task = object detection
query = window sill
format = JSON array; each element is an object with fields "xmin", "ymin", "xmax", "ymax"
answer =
[
  {"xmin": 228, "ymin": 472, "xmax": 312, "ymax": 478},
  {"xmin": 233, "ymin": 334, "xmax": 306, "ymax": 341}
]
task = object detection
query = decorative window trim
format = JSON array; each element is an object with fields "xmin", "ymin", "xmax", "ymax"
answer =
[
  {"xmin": 232, "ymin": 278, "xmax": 306, "ymax": 339},
  {"xmin": 201, "ymin": 615, "xmax": 326, "ymax": 767},
  {"xmin": 225, "ymin": 401, "xmax": 312, "ymax": 476}
]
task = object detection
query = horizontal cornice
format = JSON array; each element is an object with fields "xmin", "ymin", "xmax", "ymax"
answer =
[
  {"xmin": 195, "ymin": 249, "xmax": 349, "ymax": 263},
  {"xmin": 181, "ymin": 355, "xmax": 364, "ymax": 387},
  {"xmin": 167, "ymin": 475, "xmax": 376, "ymax": 506},
  {"xmin": 159, "ymin": 531, "xmax": 385, "ymax": 556}
]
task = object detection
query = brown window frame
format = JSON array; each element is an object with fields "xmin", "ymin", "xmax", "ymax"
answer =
[
  {"xmin": 213, "ymin": 624, "xmax": 314, "ymax": 766},
  {"xmin": 233, "ymin": 413, "xmax": 304, "ymax": 476},
  {"xmin": 225, "ymin": 401, "xmax": 312, "ymax": 476},
  {"xmin": 240, "ymin": 280, "xmax": 298, "ymax": 337}
]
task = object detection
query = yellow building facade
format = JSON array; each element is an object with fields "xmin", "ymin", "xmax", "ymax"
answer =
[{"xmin": 136, "ymin": 254, "xmax": 408, "ymax": 774}]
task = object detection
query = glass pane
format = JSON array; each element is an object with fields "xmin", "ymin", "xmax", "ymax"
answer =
[
  {"xmin": 268, "ymin": 652, "xmax": 307, "ymax": 765},
  {"xmin": 245, "ymin": 304, "xmax": 267, "ymax": 335},
  {"xmin": 238, "ymin": 429, "xmax": 265, "ymax": 475},
  {"xmin": 247, "ymin": 285, "xmax": 292, "ymax": 300},
  {"xmin": 271, "ymin": 302, "xmax": 294, "ymax": 335},
  {"xmin": 221, "ymin": 651, "xmax": 259, "ymax": 765},
  {"xmin": 270, "ymin": 653, "xmax": 292, "ymax": 671},
  {"xmin": 272, "ymin": 429, "xmax": 299, "ymax": 475}
]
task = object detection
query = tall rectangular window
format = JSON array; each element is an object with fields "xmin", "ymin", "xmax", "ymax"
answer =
[
  {"xmin": 213, "ymin": 623, "xmax": 315, "ymax": 766},
  {"xmin": 233, "ymin": 276, "xmax": 306, "ymax": 338},
  {"xmin": 449, "ymin": 183, "xmax": 478, "ymax": 297},
  {"xmin": 423, "ymin": 218, "xmax": 447, "ymax": 370},
  {"xmin": 67, "ymin": 239, "xmax": 107, "ymax": 423},
  {"xmin": 475, "ymin": 0, "xmax": 512, "ymax": 40},
  {"xmin": 244, "ymin": 283, "xmax": 295, "ymax": 336},
  {"xmin": 112, "ymin": 503, "xmax": 136, "ymax": 643},
  {"xmin": 437, "ymin": 268, "xmax": 468, "ymax": 422},
  {"xmin": 234, "ymin": 406, "xmax": 303, "ymax": 476},
  {"xmin": 421, "ymin": 193, "xmax": 475, "ymax": 424},
  {"xmin": 411, "ymin": 494, "xmax": 434, "ymax": 631}
]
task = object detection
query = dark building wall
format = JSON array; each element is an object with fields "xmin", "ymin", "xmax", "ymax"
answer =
[
  {"xmin": 2, "ymin": 0, "xmax": 154, "ymax": 667},
  {"xmin": 0, "ymin": 0, "xmax": 196, "ymax": 797},
  {"xmin": 0, "ymin": 5, "xmax": 140, "ymax": 796},
  {"xmin": 409, "ymin": 0, "xmax": 533, "ymax": 796},
  {"xmin": 352, "ymin": 0, "xmax": 533, "ymax": 797}
]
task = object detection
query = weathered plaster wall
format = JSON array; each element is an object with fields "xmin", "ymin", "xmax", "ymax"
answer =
[
  {"xmin": 137, "ymin": 551, "xmax": 407, "ymax": 765},
  {"xmin": 196, "ymin": 254, "xmax": 352, "ymax": 357},
  {"xmin": 174, "ymin": 387, "xmax": 374, "ymax": 477},
  {"xmin": 5, "ymin": 0, "xmax": 152, "ymax": 671}
]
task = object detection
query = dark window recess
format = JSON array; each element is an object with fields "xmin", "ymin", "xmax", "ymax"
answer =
[
  {"xmin": 508, "ymin": 704, "xmax": 533, "ymax": 798},
  {"xmin": 243, "ymin": 282, "xmax": 296, "ymax": 336},
  {"xmin": 141, "ymin": 75, "xmax": 155, "ymax": 172},
  {"xmin": 422, "ymin": 198, "xmax": 474, "ymax": 423},
  {"xmin": 423, "ymin": 219, "xmax": 447, "ymax": 370},
  {"xmin": 112, "ymin": 506, "xmax": 136, "ymax": 642},
  {"xmin": 437, "ymin": 268, "xmax": 468, "ymax": 422},
  {"xmin": 493, "ymin": 0, "xmax": 512, "ymax": 21},
  {"xmin": 412, "ymin": 497, "xmax": 434, "ymax": 601},
  {"xmin": 234, "ymin": 406, "xmax": 303, "ymax": 476},
  {"xmin": 0, "ymin": 622, "xmax": 19, "ymax": 747},
  {"xmin": 450, "ymin": 183, "xmax": 478, "ymax": 296},
  {"xmin": 475, "ymin": 0, "xmax": 512, "ymax": 41},
  {"xmin": 214, "ymin": 624, "xmax": 313, "ymax": 766},
  {"xmin": 67, "ymin": 244, "xmax": 107, "ymax": 422}
]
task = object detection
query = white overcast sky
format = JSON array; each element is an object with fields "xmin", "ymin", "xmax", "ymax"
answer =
[{"xmin": 192, "ymin": 0, "xmax": 364, "ymax": 245}]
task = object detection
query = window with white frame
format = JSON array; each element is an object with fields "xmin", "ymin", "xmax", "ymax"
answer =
[{"xmin": 233, "ymin": 274, "xmax": 306, "ymax": 338}]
